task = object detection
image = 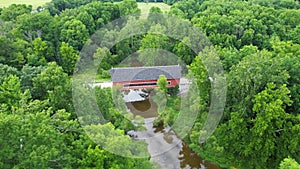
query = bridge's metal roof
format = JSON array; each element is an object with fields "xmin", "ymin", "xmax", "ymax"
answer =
[{"xmin": 110, "ymin": 65, "xmax": 182, "ymax": 82}]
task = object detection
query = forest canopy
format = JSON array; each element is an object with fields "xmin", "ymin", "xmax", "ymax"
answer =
[{"xmin": 0, "ymin": 0, "xmax": 299, "ymax": 168}]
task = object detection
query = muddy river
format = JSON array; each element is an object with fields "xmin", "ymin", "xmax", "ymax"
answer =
[{"xmin": 125, "ymin": 98, "xmax": 222, "ymax": 169}]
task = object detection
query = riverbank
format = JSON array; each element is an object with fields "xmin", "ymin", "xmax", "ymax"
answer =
[{"xmin": 125, "ymin": 97, "xmax": 222, "ymax": 169}]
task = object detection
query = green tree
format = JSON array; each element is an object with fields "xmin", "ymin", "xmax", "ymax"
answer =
[
  {"xmin": 32, "ymin": 62, "xmax": 69, "ymax": 100},
  {"xmin": 32, "ymin": 62, "xmax": 73, "ymax": 112},
  {"xmin": 17, "ymin": 109, "xmax": 77, "ymax": 168},
  {"xmin": 0, "ymin": 63, "xmax": 19, "ymax": 84},
  {"xmin": 271, "ymin": 40, "xmax": 300, "ymax": 114},
  {"xmin": 118, "ymin": 0, "xmax": 141, "ymax": 17},
  {"xmin": 168, "ymin": 7, "xmax": 187, "ymax": 18},
  {"xmin": 59, "ymin": 42, "xmax": 80, "ymax": 75},
  {"xmin": 148, "ymin": 7, "xmax": 164, "ymax": 24},
  {"xmin": 173, "ymin": 37, "xmax": 196, "ymax": 65},
  {"xmin": 225, "ymin": 50, "xmax": 289, "ymax": 120},
  {"xmin": 216, "ymin": 83, "xmax": 300, "ymax": 169},
  {"xmin": 153, "ymin": 75, "xmax": 168, "ymax": 123},
  {"xmin": 140, "ymin": 25, "xmax": 169, "ymax": 49},
  {"xmin": 0, "ymin": 112, "xmax": 22, "ymax": 168},
  {"xmin": 289, "ymin": 25, "xmax": 300, "ymax": 44},
  {"xmin": 80, "ymin": 2, "xmax": 120, "ymax": 29},
  {"xmin": 76, "ymin": 11, "xmax": 96, "ymax": 34},
  {"xmin": 20, "ymin": 64, "xmax": 44, "ymax": 92},
  {"xmin": 60, "ymin": 19, "xmax": 89, "ymax": 50},
  {"xmin": 0, "ymin": 4, "xmax": 32, "ymax": 21},
  {"xmin": 171, "ymin": 0, "xmax": 201, "ymax": 19},
  {"xmin": 138, "ymin": 26, "xmax": 175, "ymax": 66},
  {"xmin": 246, "ymin": 83, "xmax": 292, "ymax": 168},
  {"xmin": 0, "ymin": 36, "xmax": 26, "ymax": 68},
  {"xmin": 82, "ymin": 122, "xmax": 150, "ymax": 162},
  {"xmin": 157, "ymin": 74, "xmax": 168, "ymax": 94},
  {"xmin": 93, "ymin": 47, "xmax": 114, "ymax": 78},
  {"xmin": 26, "ymin": 38, "xmax": 48, "ymax": 66},
  {"xmin": 0, "ymin": 89, "xmax": 81, "ymax": 168},
  {"xmin": 0, "ymin": 75, "xmax": 21, "ymax": 109},
  {"xmin": 94, "ymin": 86, "xmax": 113, "ymax": 120},
  {"xmin": 16, "ymin": 11, "xmax": 56, "ymax": 44},
  {"xmin": 279, "ymin": 157, "xmax": 300, "ymax": 169},
  {"xmin": 168, "ymin": 85, "xmax": 179, "ymax": 96},
  {"xmin": 187, "ymin": 50, "xmax": 210, "ymax": 108}
]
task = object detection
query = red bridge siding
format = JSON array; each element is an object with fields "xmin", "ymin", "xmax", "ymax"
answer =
[{"xmin": 113, "ymin": 79, "xmax": 180, "ymax": 90}]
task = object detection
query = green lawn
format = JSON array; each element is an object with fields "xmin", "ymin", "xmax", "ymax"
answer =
[
  {"xmin": 0, "ymin": 0, "xmax": 51, "ymax": 9},
  {"xmin": 137, "ymin": 2, "xmax": 171, "ymax": 18}
]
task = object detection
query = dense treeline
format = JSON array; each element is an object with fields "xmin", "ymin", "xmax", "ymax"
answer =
[
  {"xmin": 168, "ymin": 0, "xmax": 300, "ymax": 168},
  {"xmin": 0, "ymin": 1, "xmax": 155, "ymax": 168},
  {"xmin": 0, "ymin": 0, "xmax": 299, "ymax": 168}
]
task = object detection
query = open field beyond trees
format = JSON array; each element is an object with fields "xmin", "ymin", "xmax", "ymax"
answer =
[
  {"xmin": 0, "ymin": 0, "xmax": 171, "ymax": 12},
  {"xmin": 137, "ymin": 2, "xmax": 171, "ymax": 14}
]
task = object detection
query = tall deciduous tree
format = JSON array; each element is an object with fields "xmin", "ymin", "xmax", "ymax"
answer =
[
  {"xmin": 0, "ymin": 112, "xmax": 22, "ymax": 168},
  {"xmin": 20, "ymin": 64, "xmax": 44, "ymax": 92},
  {"xmin": 216, "ymin": 83, "xmax": 299, "ymax": 169},
  {"xmin": 17, "ymin": 11, "xmax": 56, "ymax": 44},
  {"xmin": 271, "ymin": 40, "xmax": 300, "ymax": 114},
  {"xmin": 0, "ymin": 4, "xmax": 32, "ymax": 21},
  {"xmin": 0, "ymin": 75, "xmax": 21, "ymax": 109},
  {"xmin": 279, "ymin": 157, "xmax": 300, "ymax": 169},
  {"xmin": 76, "ymin": 11, "xmax": 96, "ymax": 34},
  {"xmin": 118, "ymin": 0, "xmax": 141, "ymax": 17},
  {"xmin": 33, "ymin": 62, "xmax": 73, "ymax": 112},
  {"xmin": 173, "ymin": 37, "xmax": 196, "ymax": 65},
  {"xmin": 138, "ymin": 25, "xmax": 175, "ymax": 66},
  {"xmin": 0, "ymin": 63, "xmax": 19, "ymax": 84},
  {"xmin": 148, "ymin": 7, "xmax": 164, "ymax": 24},
  {"xmin": 60, "ymin": 19, "xmax": 89, "ymax": 50},
  {"xmin": 0, "ymin": 36, "xmax": 26, "ymax": 68},
  {"xmin": 26, "ymin": 38, "xmax": 48, "ymax": 66},
  {"xmin": 59, "ymin": 42, "xmax": 80, "ymax": 75},
  {"xmin": 32, "ymin": 62, "xmax": 69, "ymax": 100},
  {"xmin": 226, "ymin": 50, "xmax": 289, "ymax": 120},
  {"xmin": 246, "ymin": 83, "xmax": 292, "ymax": 168},
  {"xmin": 157, "ymin": 74, "xmax": 168, "ymax": 94}
]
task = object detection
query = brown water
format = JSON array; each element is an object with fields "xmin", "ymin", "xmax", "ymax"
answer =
[{"xmin": 126, "ymin": 98, "xmax": 222, "ymax": 169}]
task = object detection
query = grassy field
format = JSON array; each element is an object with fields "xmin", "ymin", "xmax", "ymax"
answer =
[
  {"xmin": 137, "ymin": 2, "xmax": 171, "ymax": 17},
  {"xmin": 0, "ymin": 1, "xmax": 171, "ymax": 12},
  {"xmin": 0, "ymin": 0, "xmax": 51, "ymax": 9}
]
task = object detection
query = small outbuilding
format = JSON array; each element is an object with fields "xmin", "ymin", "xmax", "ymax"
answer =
[{"xmin": 110, "ymin": 65, "xmax": 181, "ymax": 90}]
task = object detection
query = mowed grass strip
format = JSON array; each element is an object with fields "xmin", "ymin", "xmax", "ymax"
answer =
[{"xmin": 0, "ymin": 0, "xmax": 51, "ymax": 9}]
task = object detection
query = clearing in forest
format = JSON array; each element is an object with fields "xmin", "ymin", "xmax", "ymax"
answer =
[{"xmin": 137, "ymin": 2, "xmax": 171, "ymax": 17}]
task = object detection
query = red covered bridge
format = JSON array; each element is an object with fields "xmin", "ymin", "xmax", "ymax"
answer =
[{"xmin": 110, "ymin": 65, "xmax": 181, "ymax": 90}]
